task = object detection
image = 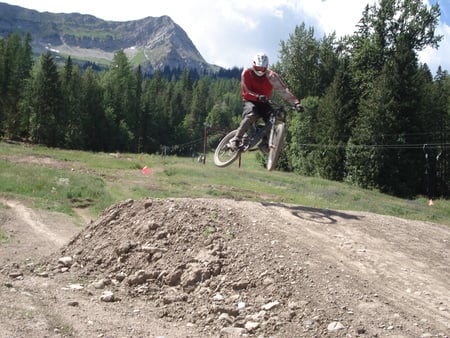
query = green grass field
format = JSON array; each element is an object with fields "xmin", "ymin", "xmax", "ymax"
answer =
[{"xmin": 1, "ymin": 141, "xmax": 449, "ymax": 226}]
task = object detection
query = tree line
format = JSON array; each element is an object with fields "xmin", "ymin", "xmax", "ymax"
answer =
[
  {"xmin": 0, "ymin": 33, "xmax": 243, "ymax": 154},
  {"xmin": 1, "ymin": 0, "xmax": 449, "ymax": 198}
]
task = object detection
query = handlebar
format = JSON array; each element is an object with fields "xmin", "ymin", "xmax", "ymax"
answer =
[{"xmin": 268, "ymin": 100, "xmax": 301, "ymax": 112}]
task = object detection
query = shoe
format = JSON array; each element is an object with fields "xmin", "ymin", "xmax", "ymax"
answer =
[
  {"xmin": 229, "ymin": 137, "xmax": 241, "ymax": 151},
  {"xmin": 258, "ymin": 142, "xmax": 269, "ymax": 154}
]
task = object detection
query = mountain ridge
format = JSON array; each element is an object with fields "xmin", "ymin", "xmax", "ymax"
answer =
[{"xmin": 0, "ymin": 2, "xmax": 221, "ymax": 73}]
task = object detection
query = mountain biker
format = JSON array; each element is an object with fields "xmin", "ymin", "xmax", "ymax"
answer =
[{"xmin": 231, "ymin": 52, "xmax": 303, "ymax": 153}]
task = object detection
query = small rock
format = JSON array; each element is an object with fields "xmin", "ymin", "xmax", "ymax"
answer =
[
  {"xmin": 218, "ymin": 313, "xmax": 234, "ymax": 323},
  {"xmin": 261, "ymin": 300, "xmax": 280, "ymax": 310},
  {"xmin": 8, "ymin": 272, "xmax": 23, "ymax": 279},
  {"xmin": 262, "ymin": 277, "xmax": 275, "ymax": 285},
  {"xmin": 100, "ymin": 291, "xmax": 115, "ymax": 302},
  {"xmin": 219, "ymin": 327, "xmax": 247, "ymax": 336},
  {"xmin": 36, "ymin": 272, "xmax": 49, "ymax": 278},
  {"xmin": 231, "ymin": 280, "xmax": 250, "ymax": 290},
  {"xmin": 58, "ymin": 256, "xmax": 73, "ymax": 267},
  {"xmin": 115, "ymin": 272, "xmax": 127, "ymax": 282},
  {"xmin": 127, "ymin": 270, "xmax": 152, "ymax": 286},
  {"xmin": 357, "ymin": 327, "xmax": 366, "ymax": 334},
  {"xmin": 303, "ymin": 319, "xmax": 314, "ymax": 327},
  {"xmin": 167, "ymin": 269, "xmax": 183, "ymax": 286},
  {"xmin": 92, "ymin": 280, "xmax": 106, "ymax": 289},
  {"xmin": 327, "ymin": 321, "xmax": 345, "ymax": 331},
  {"xmin": 213, "ymin": 293, "xmax": 224, "ymax": 301},
  {"xmin": 67, "ymin": 283, "xmax": 84, "ymax": 290},
  {"xmin": 244, "ymin": 321, "xmax": 260, "ymax": 332}
]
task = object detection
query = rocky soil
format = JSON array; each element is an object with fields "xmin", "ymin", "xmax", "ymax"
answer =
[{"xmin": 0, "ymin": 196, "xmax": 449, "ymax": 338}]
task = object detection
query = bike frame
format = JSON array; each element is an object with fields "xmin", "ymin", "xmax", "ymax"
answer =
[
  {"xmin": 244, "ymin": 103, "xmax": 285, "ymax": 150},
  {"xmin": 213, "ymin": 101, "xmax": 289, "ymax": 170},
  {"xmin": 243, "ymin": 120, "xmax": 273, "ymax": 151}
]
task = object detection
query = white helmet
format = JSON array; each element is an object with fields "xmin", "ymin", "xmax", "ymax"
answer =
[{"xmin": 252, "ymin": 52, "xmax": 269, "ymax": 76}]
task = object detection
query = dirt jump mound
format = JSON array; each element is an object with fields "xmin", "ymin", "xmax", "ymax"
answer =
[{"xmin": 45, "ymin": 197, "xmax": 449, "ymax": 337}]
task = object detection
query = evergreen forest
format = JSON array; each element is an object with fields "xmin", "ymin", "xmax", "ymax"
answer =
[{"xmin": 1, "ymin": 0, "xmax": 449, "ymax": 198}]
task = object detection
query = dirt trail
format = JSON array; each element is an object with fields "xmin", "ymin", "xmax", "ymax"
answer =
[
  {"xmin": 225, "ymin": 200, "xmax": 450, "ymax": 333},
  {"xmin": 0, "ymin": 197, "xmax": 449, "ymax": 338},
  {"xmin": 4, "ymin": 200, "xmax": 71, "ymax": 246}
]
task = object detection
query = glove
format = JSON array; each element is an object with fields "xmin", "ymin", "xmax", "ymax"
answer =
[
  {"xmin": 294, "ymin": 102, "xmax": 304, "ymax": 112},
  {"xmin": 258, "ymin": 95, "xmax": 268, "ymax": 103}
]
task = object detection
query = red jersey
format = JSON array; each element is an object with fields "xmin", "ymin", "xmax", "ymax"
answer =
[{"xmin": 241, "ymin": 68, "xmax": 300, "ymax": 105}]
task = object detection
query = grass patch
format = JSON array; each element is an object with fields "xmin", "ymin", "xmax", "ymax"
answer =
[
  {"xmin": 0, "ymin": 156, "xmax": 112, "ymax": 215},
  {"xmin": 1, "ymin": 141, "xmax": 449, "ymax": 226},
  {"xmin": 0, "ymin": 231, "xmax": 11, "ymax": 243},
  {"xmin": 202, "ymin": 226, "xmax": 214, "ymax": 237}
]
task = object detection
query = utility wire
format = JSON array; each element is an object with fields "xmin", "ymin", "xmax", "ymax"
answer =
[{"xmin": 292, "ymin": 142, "xmax": 450, "ymax": 150}]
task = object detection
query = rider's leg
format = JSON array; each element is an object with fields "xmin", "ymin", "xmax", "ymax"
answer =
[
  {"xmin": 236, "ymin": 114, "xmax": 258, "ymax": 139},
  {"xmin": 231, "ymin": 101, "xmax": 260, "ymax": 149},
  {"xmin": 257, "ymin": 114, "xmax": 271, "ymax": 153}
]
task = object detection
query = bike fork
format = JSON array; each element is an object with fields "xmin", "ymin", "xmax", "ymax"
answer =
[{"xmin": 268, "ymin": 120, "xmax": 276, "ymax": 149}]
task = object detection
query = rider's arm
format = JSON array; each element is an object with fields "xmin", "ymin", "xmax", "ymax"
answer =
[{"xmin": 266, "ymin": 70, "xmax": 300, "ymax": 105}]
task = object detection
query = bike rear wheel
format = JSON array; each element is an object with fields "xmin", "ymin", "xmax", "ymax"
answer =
[
  {"xmin": 214, "ymin": 130, "xmax": 242, "ymax": 167},
  {"xmin": 267, "ymin": 123, "xmax": 286, "ymax": 171}
]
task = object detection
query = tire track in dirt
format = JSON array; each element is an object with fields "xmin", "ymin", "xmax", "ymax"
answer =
[{"xmin": 234, "ymin": 200, "xmax": 450, "ymax": 333}]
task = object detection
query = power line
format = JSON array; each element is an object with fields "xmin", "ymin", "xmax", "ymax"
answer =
[{"xmin": 292, "ymin": 142, "xmax": 450, "ymax": 150}]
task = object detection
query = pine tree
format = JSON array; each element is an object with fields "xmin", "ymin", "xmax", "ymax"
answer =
[
  {"xmin": 140, "ymin": 71, "xmax": 170, "ymax": 153},
  {"xmin": 28, "ymin": 51, "xmax": 63, "ymax": 146},
  {"xmin": 286, "ymin": 96, "xmax": 320, "ymax": 175},
  {"xmin": 345, "ymin": 0, "xmax": 442, "ymax": 196},
  {"xmin": 278, "ymin": 23, "xmax": 320, "ymax": 98},
  {"xmin": 316, "ymin": 59, "xmax": 356, "ymax": 181},
  {"xmin": 102, "ymin": 50, "xmax": 137, "ymax": 151},
  {"xmin": 183, "ymin": 76, "xmax": 211, "ymax": 141},
  {"xmin": 79, "ymin": 67, "xmax": 106, "ymax": 151},
  {"xmin": 0, "ymin": 33, "xmax": 33, "ymax": 138},
  {"xmin": 60, "ymin": 56, "xmax": 83, "ymax": 148}
]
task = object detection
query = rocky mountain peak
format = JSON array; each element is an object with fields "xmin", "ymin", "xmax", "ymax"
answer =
[{"xmin": 0, "ymin": 2, "xmax": 219, "ymax": 74}]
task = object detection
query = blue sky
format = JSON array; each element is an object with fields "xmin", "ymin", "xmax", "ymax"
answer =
[{"xmin": 3, "ymin": 0, "xmax": 450, "ymax": 74}]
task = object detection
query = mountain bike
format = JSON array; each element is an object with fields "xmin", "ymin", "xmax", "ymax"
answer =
[{"xmin": 213, "ymin": 101, "xmax": 290, "ymax": 171}]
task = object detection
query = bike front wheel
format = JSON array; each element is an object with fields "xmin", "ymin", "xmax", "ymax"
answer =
[
  {"xmin": 267, "ymin": 123, "xmax": 286, "ymax": 171},
  {"xmin": 214, "ymin": 130, "xmax": 242, "ymax": 167}
]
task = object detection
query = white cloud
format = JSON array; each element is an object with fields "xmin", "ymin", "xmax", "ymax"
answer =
[
  {"xmin": 298, "ymin": 0, "xmax": 377, "ymax": 36},
  {"xmin": 419, "ymin": 23, "xmax": 450, "ymax": 74}
]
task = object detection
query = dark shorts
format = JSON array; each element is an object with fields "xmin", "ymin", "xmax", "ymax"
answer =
[{"xmin": 242, "ymin": 100, "xmax": 271, "ymax": 121}]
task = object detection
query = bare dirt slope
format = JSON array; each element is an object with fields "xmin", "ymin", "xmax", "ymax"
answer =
[{"xmin": 0, "ymin": 196, "xmax": 449, "ymax": 338}]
